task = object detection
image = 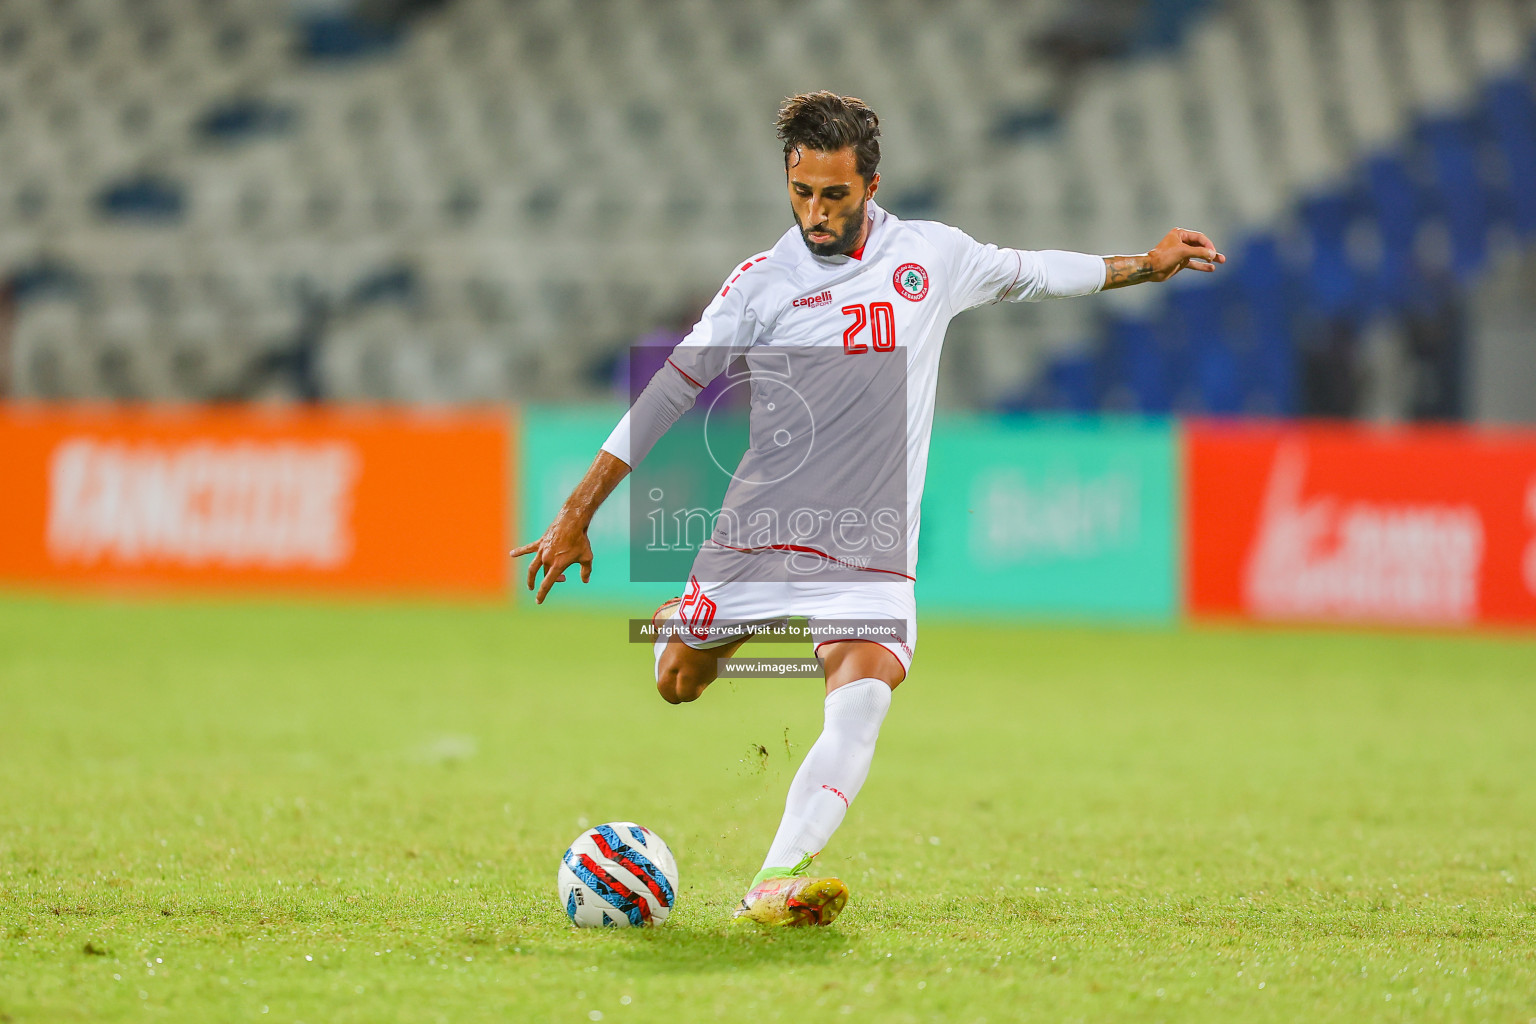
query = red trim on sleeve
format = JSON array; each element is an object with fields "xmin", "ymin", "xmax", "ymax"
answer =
[
  {"xmin": 993, "ymin": 249, "xmax": 1024, "ymax": 304},
  {"xmin": 720, "ymin": 255, "xmax": 771, "ymax": 296},
  {"xmin": 667, "ymin": 358, "xmax": 705, "ymax": 389}
]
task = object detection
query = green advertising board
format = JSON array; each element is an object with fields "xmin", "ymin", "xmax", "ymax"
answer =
[
  {"xmin": 518, "ymin": 405, "xmax": 677, "ymax": 607},
  {"xmin": 520, "ymin": 407, "xmax": 1179, "ymax": 620},
  {"xmin": 917, "ymin": 416, "xmax": 1179, "ymax": 620}
]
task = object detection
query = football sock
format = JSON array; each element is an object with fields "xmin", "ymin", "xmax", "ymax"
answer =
[{"xmin": 759, "ymin": 676, "xmax": 892, "ymax": 877}]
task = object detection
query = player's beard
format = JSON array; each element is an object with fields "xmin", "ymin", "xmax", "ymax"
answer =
[{"xmin": 796, "ymin": 198, "xmax": 867, "ymax": 257}]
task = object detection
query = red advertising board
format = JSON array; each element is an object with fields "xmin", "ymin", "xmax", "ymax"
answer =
[
  {"xmin": 1185, "ymin": 421, "xmax": 1536, "ymax": 627},
  {"xmin": 0, "ymin": 404, "xmax": 512, "ymax": 596}
]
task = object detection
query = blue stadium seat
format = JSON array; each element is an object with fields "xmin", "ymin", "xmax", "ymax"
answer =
[
  {"xmin": 1483, "ymin": 76, "xmax": 1536, "ymax": 236},
  {"xmin": 1170, "ymin": 284, "xmax": 1240, "ymax": 415},
  {"xmin": 1046, "ymin": 352, "xmax": 1100, "ymax": 413},
  {"xmin": 297, "ymin": 13, "xmax": 402, "ymax": 61},
  {"xmin": 1231, "ymin": 236, "xmax": 1295, "ymax": 415},
  {"xmin": 1419, "ymin": 116, "xmax": 1489, "ymax": 278},
  {"xmin": 96, "ymin": 174, "xmax": 187, "ymax": 222},
  {"xmin": 1297, "ymin": 193, "xmax": 1362, "ymax": 318},
  {"xmin": 1107, "ymin": 317, "xmax": 1170, "ymax": 414},
  {"xmin": 1362, "ymin": 154, "xmax": 1422, "ymax": 309}
]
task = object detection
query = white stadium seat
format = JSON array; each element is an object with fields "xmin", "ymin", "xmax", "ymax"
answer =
[{"xmin": 1, "ymin": 0, "xmax": 1532, "ymax": 404}]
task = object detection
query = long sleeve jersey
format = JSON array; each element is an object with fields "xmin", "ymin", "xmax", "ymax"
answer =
[{"xmin": 603, "ymin": 200, "xmax": 1105, "ymax": 583}]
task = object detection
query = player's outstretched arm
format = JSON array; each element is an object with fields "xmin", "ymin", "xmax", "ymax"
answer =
[
  {"xmin": 1102, "ymin": 227, "xmax": 1226, "ymax": 289},
  {"xmin": 510, "ymin": 449, "xmax": 631, "ymax": 604}
]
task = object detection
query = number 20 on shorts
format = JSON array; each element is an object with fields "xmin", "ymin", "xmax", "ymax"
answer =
[{"xmin": 841, "ymin": 303, "xmax": 896, "ymax": 354}]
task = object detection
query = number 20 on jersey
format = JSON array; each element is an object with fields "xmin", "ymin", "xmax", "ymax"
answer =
[{"xmin": 841, "ymin": 303, "xmax": 896, "ymax": 354}]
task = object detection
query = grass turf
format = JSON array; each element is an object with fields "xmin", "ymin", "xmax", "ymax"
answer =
[{"xmin": 1, "ymin": 593, "xmax": 1534, "ymax": 1023}]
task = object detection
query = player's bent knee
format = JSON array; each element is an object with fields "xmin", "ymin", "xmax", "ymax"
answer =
[
  {"xmin": 655, "ymin": 668, "xmax": 686, "ymax": 704},
  {"xmin": 655, "ymin": 649, "xmax": 715, "ymax": 704},
  {"xmin": 656, "ymin": 669, "xmax": 706, "ymax": 704}
]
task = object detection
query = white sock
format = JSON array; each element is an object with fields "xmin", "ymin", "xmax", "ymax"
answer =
[{"xmin": 760, "ymin": 677, "xmax": 892, "ymax": 873}]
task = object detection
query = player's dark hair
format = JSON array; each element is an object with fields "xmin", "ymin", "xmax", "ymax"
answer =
[{"xmin": 775, "ymin": 91, "xmax": 881, "ymax": 181}]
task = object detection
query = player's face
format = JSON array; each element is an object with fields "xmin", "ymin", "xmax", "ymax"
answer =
[{"xmin": 786, "ymin": 146, "xmax": 880, "ymax": 257}]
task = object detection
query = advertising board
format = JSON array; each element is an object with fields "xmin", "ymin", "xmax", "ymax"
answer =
[
  {"xmin": 0, "ymin": 404, "xmax": 511, "ymax": 596},
  {"xmin": 919, "ymin": 417, "xmax": 1180, "ymax": 619},
  {"xmin": 1186, "ymin": 421, "xmax": 1536, "ymax": 626}
]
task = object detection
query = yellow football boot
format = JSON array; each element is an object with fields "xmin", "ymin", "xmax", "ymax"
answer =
[{"xmin": 731, "ymin": 853, "xmax": 849, "ymax": 927}]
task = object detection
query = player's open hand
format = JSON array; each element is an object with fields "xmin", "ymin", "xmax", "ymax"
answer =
[
  {"xmin": 1147, "ymin": 227, "xmax": 1225, "ymax": 282},
  {"xmin": 510, "ymin": 517, "xmax": 593, "ymax": 604}
]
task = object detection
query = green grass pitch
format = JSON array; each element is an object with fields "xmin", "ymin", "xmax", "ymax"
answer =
[{"xmin": 2, "ymin": 593, "xmax": 1534, "ymax": 1022}]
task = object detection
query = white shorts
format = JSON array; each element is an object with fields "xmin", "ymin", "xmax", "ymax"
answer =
[{"xmin": 653, "ymin": 575, "xmax": 917, "ymax": 680}]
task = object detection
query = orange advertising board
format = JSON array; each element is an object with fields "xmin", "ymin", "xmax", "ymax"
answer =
[
  {"xmin": 1185, "ymin": 421, "xmax": 1536, "ymax": 627},
  {"xmin": 0, "ymin": 404, "xmax": 512, "ymax": 596}
]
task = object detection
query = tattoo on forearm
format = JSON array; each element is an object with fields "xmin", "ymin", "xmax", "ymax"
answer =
[{"xmin": 1102, "ymin": 255, "xmax": 1155, "ymax": 290}]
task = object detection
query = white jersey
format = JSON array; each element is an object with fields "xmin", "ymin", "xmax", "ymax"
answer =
[{"xmin": 604, "ymin": 199, "xmax": 1104, "ymax": 583}]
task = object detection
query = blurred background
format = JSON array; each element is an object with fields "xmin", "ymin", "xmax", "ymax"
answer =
[
  {"xmin": 5, "ymin": 0, "xmax": 1536, "ymax": 629},
  {"xmin": 3, "ymin": 0, "xmax": 1535, "ymax": 421}
]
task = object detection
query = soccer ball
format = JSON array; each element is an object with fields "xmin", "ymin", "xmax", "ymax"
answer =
[{"xmin": 557, "ymin": 822, "xmax": 679, "ymax": 928}]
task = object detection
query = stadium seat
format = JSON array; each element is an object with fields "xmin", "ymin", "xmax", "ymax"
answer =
[
  {"xmin": 1112, "ymin": 317, "xmax": 1172, "ymax": 415},
  {"xmin": 0, "ymin": 0, "xmax": 1532, "ymax": 411},
  {"xmin": 1420, "ymin": 117, "xmax": 1491, "ymax": 277},
  {"xmin": 1362, "ymin": 154, "xmax": 1424, "ymax": 309},
  {"xmin": 11, "ymin": 299, "xmax": 89, "ymax": 398},
  {"xmin": 1484, "ymin": 77, "xmax": 1536, "ymax": 235}
]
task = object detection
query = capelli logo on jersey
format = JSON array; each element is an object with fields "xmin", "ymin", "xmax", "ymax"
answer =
[{"xmin": 793, "ymin": 289, "xmax": 834, "ymax": 310}]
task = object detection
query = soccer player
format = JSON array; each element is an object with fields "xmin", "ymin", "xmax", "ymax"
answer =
[{"xmin": 513, "ymin": 92, "xmax": 1223, "ymax": 926}]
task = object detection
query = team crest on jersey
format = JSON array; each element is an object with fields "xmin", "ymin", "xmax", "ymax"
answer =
[{"xmin": 893, "ymin": 263, "xmax": 929, "ymax": 301}]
